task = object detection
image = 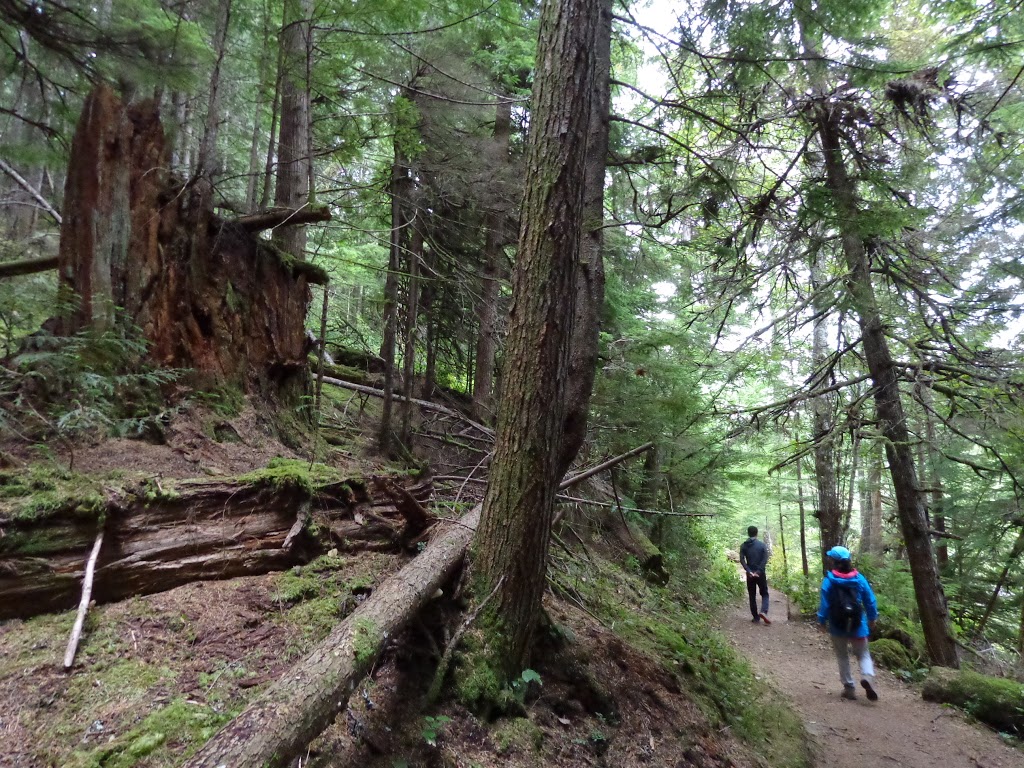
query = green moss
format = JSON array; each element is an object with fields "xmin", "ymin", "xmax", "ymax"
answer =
[
  {"xmin": 193, "ymin": 384, "xmax": 245, "ymax": 417},
  {"xmin": 240, "ymin": 457, "xmax": 340, "ymax": 494},
  {"xmin": 68, "ymin": 697, "xmax": 235, "ymax": 768},
  {"xmin": 258, "ymin": 240, "xmax": 329, "ymax": 284},
  {"xmin": 0, "ymin": 465, "xmax": 107, "ymax": 522},
  {"xmin": 870, "ymin": 638, "xmax": 917, "ymax": 672},
  {"xmin": 492, "ymin": 717, "xmax": 544, "ymax": 754},
  {"xmin": 353, "ymin": 617, "xmax": 380, "ymax": 665},
  {"xmin": 922, "ymin": 667, "xmax": 1024, "ymax": 733}
]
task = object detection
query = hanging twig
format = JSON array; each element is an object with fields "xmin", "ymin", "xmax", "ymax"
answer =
[{"xmin": 63, "ymin": 532, "xmax": 104, "ymax": 670}]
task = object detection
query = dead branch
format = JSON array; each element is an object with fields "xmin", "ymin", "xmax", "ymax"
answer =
[
  {"xmin": 322, "ymin": 375, "xmax": 495, "ymax": 438},
  {"xmin": 0, "ymin": 254, "xmax": 59, "ymax": 279},
  {"xmin": 232, "ymin": 205, "xmax": 332, "ymax": 232},
  {"xmin": 62, "ymin": 531, "xmax": 104, "ymax": 670},
  {"xmin": 0, "ymin": 158, "xmax": 62, "ymax": 225}
]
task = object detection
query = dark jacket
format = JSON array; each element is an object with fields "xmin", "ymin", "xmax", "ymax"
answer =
[
  {"xmin": 817, "ymin": 569, "xmax": 878, "ymax": 638},
  {"xmin": 739, "ymin": 537, "xmax": 768, "ymax": 575}
]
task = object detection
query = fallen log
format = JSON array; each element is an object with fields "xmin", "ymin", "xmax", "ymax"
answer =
[
  {"xmin": 185, "ymin": 446, "xmax": 654, "ymax": 768},
  {"xmin": 0, "ymin": 474, "xmax": 430, "ymax": 620}
]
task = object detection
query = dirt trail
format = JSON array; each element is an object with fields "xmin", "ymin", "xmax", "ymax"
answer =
[{"xmin": 721, "ymin": 594, "xmax": 1024, "ymax": 768}]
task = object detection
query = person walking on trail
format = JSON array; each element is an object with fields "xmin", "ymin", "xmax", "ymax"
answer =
[
  {"xmin": 817, "ymin": 545, "xmax": 879, "ymax": 702},
  {"xmin": 740, "ymin": 526, "xmax": 770, "ymax": 624}
]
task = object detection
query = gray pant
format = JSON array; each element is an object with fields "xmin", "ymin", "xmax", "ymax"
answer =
[{"xmin": 831, "ymin": 635, "xmax": 874, "ymax": 687}]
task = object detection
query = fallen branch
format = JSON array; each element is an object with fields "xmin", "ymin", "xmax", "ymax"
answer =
[
  {"xmin": 63, "ymin": 531, "xmax": 104, "ymax": 670},
  {"xmin": 0, "ymin": 254, "xmax": 59, "ymax": 279},
  {"xmin": 322, "ymin": 375, "xmax": 495, "ymax": 438},
  {"xmin": 0, "ymin": 158, "xmax": 62, "ymax": 225},
  {"xmin": 557, "ymin": 495, "xmax": 714, "ymax": 517},
  {"xmin": 233, "ymin": 205, "xmax": 332, "ymax": 232}
]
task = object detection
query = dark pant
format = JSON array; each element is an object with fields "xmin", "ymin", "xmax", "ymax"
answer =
[{"xmin": 746, "ymin": 572, "xmax": 769, "ymax": 617}]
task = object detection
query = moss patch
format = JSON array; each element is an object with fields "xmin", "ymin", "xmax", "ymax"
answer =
[
  {"xmin": 240, "ymin": 457, "xmax": 340, "ymax": 494},
  {"xmin": 0, "ymin": 464, "xmax": 108, "ymax": 522},
  {"xmin": 871, "ymin": 637, "xmax": 918, "ymax": 673},
  {"xmin": 922, "ymin": 667, "xmax": 1024, "ymax": 733},
  {"xmin": 492, "ymin": 716, "xmax": 544, "ymax": 754},
  {"xmin": 68, "ymin": 697, "xmax": 235, "ymax": 768}
]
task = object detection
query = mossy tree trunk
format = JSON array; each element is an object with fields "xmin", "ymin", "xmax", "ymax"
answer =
[{"xmin": 472, "ymin": 0, "xmax": 600, "ymax": 683}]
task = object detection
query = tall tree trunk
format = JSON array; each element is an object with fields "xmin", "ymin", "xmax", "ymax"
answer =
[
  {"xmin": 471, "ymin": 95, "xmax": 513, "ymax": 423},
  {"xmin": 842, "ymin": 427, "xmax": 861, "ymax": 539},
  {"xmin": 473, "ymin": 0, "xmax": 599, "ymax": 682},
  {"xmin": 260, "ymin": 47, "xmax": 283, "ymax": 212},
  {"xmin": 378, "ymin": 140, "xmax": 410, "ymax": 456},
  {"xmin": 245, "ymin": 2, "xmax": 275, "ymax": 212},
  {"xmin": 796, "ymin": 454, "xmax": 810, "ymax": 576},
  {"xmin": 555, "ymin": 0, "xmax": 612, "ymax": 477},
  {"xmin": 400, "ymin": 215, "xmax": 422, "ymax": 446},
  {"xmin": 816, "ymin": 106, "xmax": 958, "ymax": 667},
  {"xmin": 921, "ymin": 381, "xmax": 949, "ymax": 567},
  {"xmin": 810, "ymin": 249, "xmax": 842, "ymax": 569},
  {"xmin": 196, "ymin": 0, "xmax": 232, "ymax": 196},
  {"xmin": 272, "ymin": 0, "xmax": 312, "ymax": 258}
]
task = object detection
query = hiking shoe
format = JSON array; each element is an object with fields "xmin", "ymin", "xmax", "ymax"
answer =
[
  {"xmin": 861, "ymin": 679, "xmax": 879, "ymax": 701},
  {"xmin": 841, "ymin": 686, "xmax": 857, "ymax": 700},
  {"xmin": 759, "ymin": 612, "xmax": 771, "ymax": 625},
  {"xmin": 751, "ymin": 616, "xmax": 761, "ymax": 622}
]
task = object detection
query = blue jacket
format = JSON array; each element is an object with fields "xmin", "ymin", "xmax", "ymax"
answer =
[{"xmin": 817, "ymin": 569, "xmax": 878, "ymax": 638}]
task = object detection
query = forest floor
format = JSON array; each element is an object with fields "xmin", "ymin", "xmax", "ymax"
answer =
[{"xmin": 720, "ymin": 587, "xmax": 1024, "ymax": 768}]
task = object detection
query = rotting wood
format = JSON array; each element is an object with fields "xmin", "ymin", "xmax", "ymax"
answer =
[
  {"xmin": 183, "ymin": 448, "xmax": 654, "ymax": 768},
  {"xmin": 0, "ymin": 474, "xmax": 431, "ymax": 620},
  {"xmin": 62, "ymin": 531, "xmax": 104, "ymax": 670}
]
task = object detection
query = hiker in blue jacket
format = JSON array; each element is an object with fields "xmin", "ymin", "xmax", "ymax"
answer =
[{"xmin": 817, "ymin": 545, "xmax": 879, "ymax": 701}]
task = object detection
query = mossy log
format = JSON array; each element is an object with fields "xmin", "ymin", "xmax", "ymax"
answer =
[
  {"xmin": 0, "ymin": 476, "xmax": 429, "ymax": 621},
  {"xmin": 922, "ymin": 667, "xmax": 1024, "ymax": 733}
]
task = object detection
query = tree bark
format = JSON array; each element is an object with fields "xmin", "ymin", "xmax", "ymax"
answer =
[
  {"xmin": 816, "ymin": 105, "xmax": 958, "ymax": 667},
  {"xmin": 400, "ymin": 216, "xmax": 422, "ymax": 446},
  {"xmin": 272, "ymin": 0, "xmax": 312, "ymax": 258},
  {"xmin": 556, "ymin": 0, "xmax": 612, "ymax": 477},
  {"xmin": 794, "ymin": 423, "xmax": 810, "ymax": 575},
  {"xmin": 471, "ymin": 96, "xmax": 513, "ymax": 423},
  {"xmin": 473, "ymin": 0, "xmax": 600, "ymax": 679}
]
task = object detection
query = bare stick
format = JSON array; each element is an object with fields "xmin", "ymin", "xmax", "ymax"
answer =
[
  {"xmin": 0, "ymin": 255, "xmax": 59, "ymax": 279},
  {"xmin": 0, "ymin": 158, "xmax": 62, "ymax": 224},
  {"xmin": 232, "ymin": 205, "xmax": 331, "ymax": 231},
  {"xmin": 321, "ymin": 375, "xmax": 495, "ymax": 438},
  {"xmin": 63, "ymin": 532, "xmax": 104, "ymax": 670},
  {"xmin": 557, "ymin": 494, "xmax": 714, "ymax": 517}
]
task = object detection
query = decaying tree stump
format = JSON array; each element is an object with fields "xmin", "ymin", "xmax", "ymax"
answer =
[{"xmin": 53, "ymin": 85, "xmax": 328, "ymax": 399}]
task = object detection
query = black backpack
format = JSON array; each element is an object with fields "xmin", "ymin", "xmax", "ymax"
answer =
[{"xmin": 829, "ymin": 579, "xmax": 863, "ymax": 633}]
